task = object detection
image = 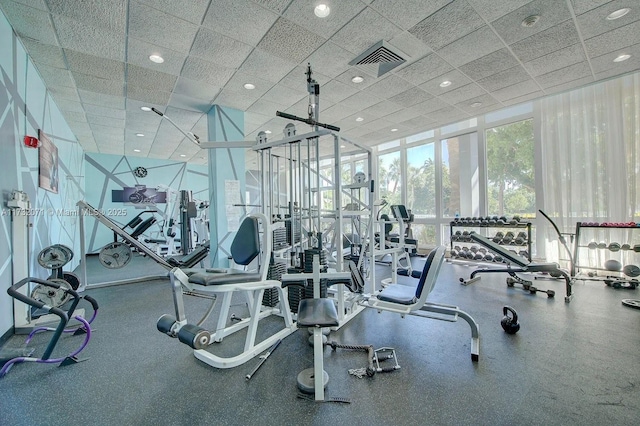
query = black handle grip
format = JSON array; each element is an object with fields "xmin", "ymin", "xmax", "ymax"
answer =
[
  {"xmin": 275, "ymin": 111, "xmax": 298, "ymax": 121},
  {"xmin": 83, "ymin": 295, "xmax": 99, "ymax": 310},
  {"xmin": 8, "ymin": 278, "xmax": 71, "ymax": 321},
  {"xmin": 275, "ymin": 111, "xmax": 341, "ymax": 132},
  {"xmin": 151, "ymin": 107, "xmax": 164, "ymax": 116}
]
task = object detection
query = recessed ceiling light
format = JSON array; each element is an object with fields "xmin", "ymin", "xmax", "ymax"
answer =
[
  {"xmin": 607, "ymin": 8, "xmax": 630, "ymax": 20},
  {"xmin": 355, "ymin": 117, "xmax": 364, "ymax": 122},
  {"xmin": 521, "ymin": 15, "xmax": 541, "ymax": 27},
  {"xmin": 470, "ymin": 102, "xmax": 482, "ymax": 108},
  {"xmin": 351, "ymin": 76, "xmax": 364, "ymax": 83},
  {"xmin": 340, "ymin": 145, "xmax": 346, "ymax": 148},
  {"xmin": 135, "ymin": 133, "xmax": 144, "ymax": 137},
  {"xmin": 180, "ymin": 154, "xmax": 186, "ymax": 157},
  {"xmin": 149, "ymin": 54, "xmax": 164, "ymax": 64},
  {"xmin": 390, "ymin": 128, "xmax": 398, "ymax": 132},
  {"xmin": 140, "ymin": 106, "xmax": 151, "ymax": 111},
  {"xmin": 264, "ymin": 130, "xmax": 272, "ymax": 134},
  {"xmin": 244, "ymin": 83, "xmax": 255, "ymax": 90},
  {"xmin": 133, "ymin": 149, "xmax": 141, "ymax": 153},
  {"xmin": 314, "ymin": 4, "xmax": 330, "ymax": 18},
  {"xmin": 439, "ymin": 80, "xmax": 452, "ymax": 88},
  {"xmin": 614, "ymin": 54, "xmax": 631, "ymax": 62}
]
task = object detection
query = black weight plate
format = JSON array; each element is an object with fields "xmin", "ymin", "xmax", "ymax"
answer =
[
  {"xmin": 37, "ymin": 245, "xmax": 73, "ymax": 269},
  {"xmin": 621, "ymin": 299, "xmax": 640, "ymax": 310}
]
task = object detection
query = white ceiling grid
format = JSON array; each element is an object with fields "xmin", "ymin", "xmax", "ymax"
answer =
[{"xmin": 0, "ymin": 0, "xmax": 637, "ymax": 165}]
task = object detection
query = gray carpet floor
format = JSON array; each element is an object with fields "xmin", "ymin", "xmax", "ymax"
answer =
[{"xmin": 1, "ymin": 256, "xmax": 639, "ymax": 426}]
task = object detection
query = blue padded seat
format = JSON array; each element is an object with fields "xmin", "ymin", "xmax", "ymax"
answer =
[
  {"xmin": 296, "ymin": 298, "xmax": 339, "ymax": 328},
  {"xmin": 377, "ymin": 248, "xmax": 436, "ymax": 305},
  {"xmin": 130, "ymin": 217, "xmax": 157, "ymax": 238}
]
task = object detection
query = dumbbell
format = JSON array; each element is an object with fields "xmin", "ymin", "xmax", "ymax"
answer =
[
  {"xmin": 502, "ymin": 232, "xmax": 515, "ymax": 244},
  {"xmin": 474, "ymin": 251, "xmax": 484, "ymax": 260},
  {"xmin": 453, "ymin": 230, "xmax": 462, "ymax": 241},
  {"xmin": 462, "ymin": 230, "xmax": 471, "ymax": 242},
  {"xmin": 621, "ymin": 243, "xmax": 631, "ymax": 250},
  {"xmin": 494, "ymin": 254, "xmax": 504, "ymax": 263},
  {"xmin": 450, "ymin": 249, "xmax": 459, "ymax": 258},
  {"xmin": 518, "ymin": 250, "xmax": 529, "ymax": 258},
  {"xmin": 484, "ymin": 252, "xmax": 494, "ymax": 262},
  {"xmin": 493, "ymin": 232, "xmax": 504, "ymax": 243},
  {"xmin": 597, "ymin": 241, "xmax": 607, "ymax": 249},
  {"xmin": 608, "ymin": 242, "xmax": 621, "ymax": 252},
  {"xmin": 587, "ymin": 241, "xmax": 598, "ymax": 249},
  {"xmin": 514, "ymin": 232, "xmax": 527, "ymax": 245}
]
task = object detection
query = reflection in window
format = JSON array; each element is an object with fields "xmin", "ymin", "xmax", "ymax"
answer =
[
  {"xmin": 441, "ymin": 133, "xmax": 479, "ymax": 217},
  {"xmin": 378, "ymin": 151, "xmax": 401, "ymax": 206}
]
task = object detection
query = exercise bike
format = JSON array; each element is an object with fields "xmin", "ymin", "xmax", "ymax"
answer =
[{"xmin": 0, "ymin": 277, "xmax": 98, "ymax": 377}]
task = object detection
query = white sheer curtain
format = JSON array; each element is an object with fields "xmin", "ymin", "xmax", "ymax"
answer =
[{"xmin": 539, "ymin": 72, "xmax": 640, "ymax": 267}]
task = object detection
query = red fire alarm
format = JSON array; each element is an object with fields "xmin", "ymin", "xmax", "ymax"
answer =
[{"xmin": 24, "ymin": 135, "xmax": 39, "ymax": 148}]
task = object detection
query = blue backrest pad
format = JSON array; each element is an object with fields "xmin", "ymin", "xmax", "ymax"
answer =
[{"xmin": 230, "ymin": 217, "xmax": 260, "ymax": 266}]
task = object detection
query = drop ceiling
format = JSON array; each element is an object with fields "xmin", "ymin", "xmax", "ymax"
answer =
[{"xmin": 1, "ymin": 0, "xmax": 639, "ymax": 166}]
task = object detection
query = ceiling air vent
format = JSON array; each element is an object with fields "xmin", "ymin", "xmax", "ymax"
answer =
[{"xmin": 349, "ymin": 40, "xmax": 407, "ymax": 78}]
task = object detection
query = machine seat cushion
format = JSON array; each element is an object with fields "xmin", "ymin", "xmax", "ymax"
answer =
[
  {"xmin": 188, "ymin": 270, "xmax": 262, "ymax": 286},
  {"xmin": 377, "ymin": 284, "xmax": 417, "ymax": 305},
  {"xmin": 296, "ymin": 298, "xmax": 339, "ymax": 327}
]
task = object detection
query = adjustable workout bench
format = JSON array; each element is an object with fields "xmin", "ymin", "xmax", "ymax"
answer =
[{"xmin": 462, "ymin": 232, "xmax": 573, "ymax": 302}]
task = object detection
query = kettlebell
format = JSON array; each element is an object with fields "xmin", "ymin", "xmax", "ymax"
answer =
[{"xmin": 501, "ymin": 306, "xmax": 520, "ymax": 334}]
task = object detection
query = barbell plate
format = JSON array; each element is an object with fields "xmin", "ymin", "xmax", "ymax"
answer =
[
  {"xmin": 30, "ymin": 278, "xmax": 72, "ymax": 308},
  {"xmin": 37, "ymin": 245, "xmax": 73, "ymax": 269},
  {"xmin": 99, "ymin": 242, "xmax": 133, "ymax": 269},
  {"xmin": 621, "ymin": 299, "xmax": 640, "ymax": 310}
]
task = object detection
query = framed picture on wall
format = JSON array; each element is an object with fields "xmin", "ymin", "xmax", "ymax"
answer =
[{"xmin": 38, "ymin": 130, "xmax": 59, "ymax": 194}]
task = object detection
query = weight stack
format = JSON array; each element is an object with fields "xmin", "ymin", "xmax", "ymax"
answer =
[
  {"xmin": 263, "ymin": 261, "xmax": 286, "ymax": 307},
  {"xmin": 285, "ymin": 214, "xmax": 302, "ymax": 246},
  {"xmin": 273, "ymin": 227, "xmax": 288, "ymax": 250},
  {"xmin": 286, "ymin": 267, "xmax": 305, "ymax": 313},
  {"xmin": 303, "ymin": 248, "xmax": 328, "ymax": 299}
]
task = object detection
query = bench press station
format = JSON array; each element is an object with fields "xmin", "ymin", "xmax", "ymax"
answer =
[{"xmin": 460, "ymin": 232, "xmax": 573, "ymax": 302}]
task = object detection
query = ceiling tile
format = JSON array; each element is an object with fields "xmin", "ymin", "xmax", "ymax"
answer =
[
  {"xmin": 359, "ymin": 100, "xmax": 403, "ymax": 119},
  {"xmin": 173, "ymin": 76, "xmax": 220, "ymax": 101},
  {"xmin": 583, "ymin": 20, "xmax": 640, "ymax": 58},
  {"xmin": 181, "ymin": 56, "xmax": 236, "ymax": 87},
  {"xmin": 84, "ymin": 104, "xmax": 125, "ymax": 120},
  {"xmin": 128, "ymin": 2, "xmax": 198, "ymax": 52},
  {"xmin": 333, "ymin": 67, "xmax": 378, "ymax": 89},
  {"xmin": 262, "ymin": 83, "xmax": 307, "ymax": 108},
  {"xmin": 413, "ymin": 97, "xmax": 453, "ymax": 114},
  {"xmin": 126, "ymin": 38, "xmax": 186, "ymax": 76},
  {"xmin": 394, "ymin": 53, "xmax": 453, "ymax": 85},
  {"xmin": 64, "ymin": 49, "xmax": 125, "ymax": 81},
  {"xmin": 387, "ymin": 31, "xmax": 432, "ymax": 61},
  {"xmin": 491, "ymin": 0, "xmax": 572, "ymax": 45},
  {"xmin": 35, "ymin": 63, "xmax": 75, "ymax": 87},
  {"xmin": 339, "ymin": 90, "xmax": 385, "ymax": 111},
  {"xmin": 11, "ymin": 0, "xmax": 48, "ymax": 11},
  {"xmin": 370, "ymin": 0, "xmax": 453, "ymax": 30},
  {"xmin": 436, "ymin": 25, "xmax": 504, "ymax": 68},
  {"xmin": 224, "ymin": 71, "xmax": 274, "ymax": 97},
  {"xmin": 319, "ymin": 79, "xmax": 360, "ymax": 104},
  {"xmin": 467, "ymin": 0, "xmax": 533, "ymax": 22},
  {"xmin": 0, "ymin": 1, "xmax": 57, "ymax": 43},
  {"xmin": 125, "ymin": 119, "xmax": 159, "ymax": 134},
  {"xmin": 283, "ymin": 0, "xmax": 366, "ymax": 38},
  {"xmin": 388, "ymin": 87, "xmax": 434, "ymax": 107},
  {"xmin": 427, "ymin": 105, "xmax": 464, "ymax": 122},
  {"xmin": 491, "ymin": 79, "xmax": 540, "ymax": 102},
  {"xmin": 214, "ymin": 88, "xmax": 261, "ymax": 111},
  {"xmin": 246, "ymin": 98, "xmax": 285, "ymax": 117},
  {"xmin": 251, "ymin": 0, "xmax": 293, "ymax": 14},
  {"xmin": 419, "ymin": 70, "xmax": 472, "ymax": 96},
  {"xmin": 536, "ymin": 61, "xmax": 593, "ymax": 89},
  {"xmin": 330, "ymin": 7, "xmax": 403, "ymax": 55},
  {"xmin": 576, "ymin": 0, "xmax": 640, "ymax": 40},
  {"xmin": 363, "ymin": 75, "xmax": 415, "ymax": 99},
  {"xmin": 78, "ymin": 89, "xmax": 125, "ymax": 109},
  {"xmin": 236, "ymin": 48, "xmax": 297, "ymax": 83},
  {"xmin": 73, "ymin": 72, "xmax": 124, "ymax": 96},
  {"xmin": 68, "ymin": 120, "xmax": 93, "ymax": 135},
  {"xmin": 126, "ymin": 85, "xmax": 171, "ymax": 105},
  {"xmin": 61, "ymin": 110, "xmax": 87, "ymax": 123},
  {"xmin": 190, "ymin": 27, "xmax": 253, "ymax": 68},
  {"xmin": 379, "ymin": 106, "xmax": 425, "ymax": 123},
  {"xmin": 136, "ymin": 0, "xmax": 210, "ymax": 24},
  {"xmin": 458, "ymin": 48, "xmax": 520, "ymax": 81},
  {"xmin": 477, "ymin": 65, "xmax": 531, "ymax": 91},
  {"xmin": 164, "ymin": 107, "xmax": 204, "ymax": 130},
  {"xmin": 49, "ymin": 86, "xmax": 80, "ymax": 102},
  {"xmin": 304, "ymin": 42, "xmax": 356, "ymax": 79},
  {"xmin": 510, "ymin": 20, "xmax": 580, "ymax": 61},
  {"xmin": 408, "ymin": 0, "xmax": 484, "ymax": 50},
  {"xmin": 87, "ymin": 113, "xmax": 124, "ymax": 128},
  {"xmin": 522, "ymin": 43, "xmax": 586, "ymax": 77},
  {"xmin": 590, "ymin": 43, "xmax": 640, "ymax": 75},
  {"xmin": 52, "ymin": 14, "xmax": 125, "ymax": 61},
  {"xmin": 46, "ymin": 0, "xmax": 126, "ymax": 32},
  {"xmin": 279, "ymin": 65, "xmax": 331, "ymax": 91},
  {"xmin": 317, "ymin": 103, "xmax": 360, "ymax": 123},
  {"xmin": 22, "ymin": 39, "xmax": 65, "ymax": 68},
  {"xmin": 127, "ymin": 64, "xmax": 177, "ymax": 92},
  {"xmin": 569, "ymin": 0, "xmax": 613, "ymax": 15},
  {"xmin": 91, "ymin": 123, "xmax": 124, "ymax": 137},
  {"xmin": 438, "ymin": 83, "xmax": 487, "ymax": 104},
  {"xmin": 256, "ymin": 17, "xmax": 327, "ymax": 63},
  {"xmin": 202, "ymin": 0, "xmax": 279, "ymax": 46}
]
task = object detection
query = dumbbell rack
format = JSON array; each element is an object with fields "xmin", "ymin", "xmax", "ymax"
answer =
[
  {"xmin": 572, "ymin": 222, "xmax": 640, "ymax": 289},
  {"xmin": 449, "ymin": 218, "xmax": 532, "ymax": 264}
]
